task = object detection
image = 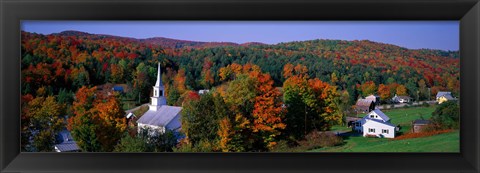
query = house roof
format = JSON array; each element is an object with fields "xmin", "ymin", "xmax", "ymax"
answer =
[
  {"xmin": 413, "ymin": 119, "xmax": 431, "ymax": 125},
  {"xmin": 436, "ymin": 91, "xmax": 451, "ymax": 98},
  {"xmin": 126, "ymin": 112, "xmax": 135, "ymax": 119},
  {"xmin": 442, "ymin": 94, "xmax": 455, "ymax": 100},
  {"xmin": 54, "ymin": 130, "xmax": 80, "ymax": 152},
  {"xmin": 112, "ymin": 86, "xmax": 124, "ymax": 91},
  {"xmin": 137, "ymin": 105, "xmax": 182, "ymax": 127},
  {"xmin": 365, "ymin": 118, "xmax": 396, "ymax": 127},
  {"xmin": 55, "ymin": 141, "xmax": 80, "ymax": 152},
  {"xmin": 397, "ymin": 96, "xmax": 412, "ymax": 99},
  {"xmin": 371, "ymin": 109, "xmax": 390, "ymax": 122}
]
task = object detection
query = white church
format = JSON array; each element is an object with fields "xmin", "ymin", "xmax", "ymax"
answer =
[{"xmin": 136, "ymin": 63, "xmax": 182, "ymax": 136}]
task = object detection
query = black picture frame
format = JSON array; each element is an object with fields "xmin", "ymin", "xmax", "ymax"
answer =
[{"xmin": 1, "ymin": 0, "xmax": 479, "ymax": 172}]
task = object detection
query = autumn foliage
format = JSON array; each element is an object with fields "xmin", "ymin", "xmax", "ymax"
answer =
[{"xmin": 67, "ymin": 86, "xmax": 127, "ymax": 152}]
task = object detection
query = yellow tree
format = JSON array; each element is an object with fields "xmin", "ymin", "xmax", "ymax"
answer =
[{"xmin": 396, "ymin": 84, "xmax": 408, "ymax": 96}]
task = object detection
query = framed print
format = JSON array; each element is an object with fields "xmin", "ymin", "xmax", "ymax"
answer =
[{"xmin": 1, "ymin": 0, "xmax": 479, "ymax": 172}]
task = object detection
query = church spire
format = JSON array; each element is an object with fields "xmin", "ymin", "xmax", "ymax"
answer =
[
  {"xmin": 149, "ymin": 62, "xmax": 167, "ymax": 111},
  {"xmin": 155, "ymin": 62, "xmax": 162, "ymax": 87}
]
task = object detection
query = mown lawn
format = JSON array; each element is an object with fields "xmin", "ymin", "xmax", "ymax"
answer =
[
  {"xmin": 309, "ymin": 130, "xmax": 459, "ymax": 152},
  {"xmin": 314, "ymin": 105, "xmax": 460, "ymax": 152},
  {"xmin": 382, "ymin": 106, "xmax": 436, "ymax": 133}
]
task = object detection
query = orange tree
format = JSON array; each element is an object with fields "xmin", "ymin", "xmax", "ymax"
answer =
[{"xmin": 67, "ymin": 86, "xmax": 127, "ymax": 152}]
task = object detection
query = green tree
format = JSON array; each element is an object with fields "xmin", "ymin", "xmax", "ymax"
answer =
[
  {"xmin": 24, "ymin": 96, "xmax": 65, "ymax": 151},
  {"xmin": 114, "ymin": 133, "xmax": 150, "ymax": 152},
  {"xmin": 430, "ymin": 101, "xmax": 460, "ymax": 130},
  {"xmin": 181, "ymin": 92, "xmax": 229, "ymax": 147}
]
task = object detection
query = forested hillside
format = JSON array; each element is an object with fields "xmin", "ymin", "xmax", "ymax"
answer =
[
  {"xmin": 21, "ymin": 30, "xmax": 459, "ymax": 105},
  {"xmin": 20, "ymin": 30, "xmax": 460, "ymax": 152}
]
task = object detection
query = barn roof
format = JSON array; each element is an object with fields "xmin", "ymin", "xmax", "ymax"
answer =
[
  {"xmin": 413, "ymin": 119, "xmax": 431, "ymax": 125},
  {"xmin": 137, "ymin": 106, "xmax": 182, "ymax": 127},
  {"xmin": 356, "ymin": 99, "xmax": 373, "ymax": 107}
]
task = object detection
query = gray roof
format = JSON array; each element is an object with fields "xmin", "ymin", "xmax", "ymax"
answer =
[
  {"xmin": 397, "ymin": 95, "xmax": 412, "ymax": 99},
  {"xmin": 442, "ymin": 94, "xmax": 455, "ymax": 100},
  {"xmin": 356, "ymin": 99, "xmax": 374, "ymax": 107},
  {"xmin": 366, "ymin": 118, "xmax": 396, "ymax": 127},
  {"xmin": 436, "ymin": 91, "xmax": 452, "ymax": 98},
  {"xmin": 55, "ymin": 130, "xmax": 80, "ymax": 152},
  {"xmin": 55, "ymin": 141, "xmax": 80, "ymax": 152},
  {"xmin": 372, "ymin": 109, "xmax": 390, "ymax": 122},
  {"xmin": 137, "ymin": 106, "xmax": 182, "ymax": 127}
]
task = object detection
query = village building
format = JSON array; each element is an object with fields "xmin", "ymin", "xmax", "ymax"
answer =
[
  {"xmin": 436, "ymin": 91, "xmax": 456, "ymax": 104},
  {"xmin": 136, "ymin": 63, "xmax": 182, "ymax": 136},
  {"xmin": 355, "ymin": 99, "xmax": 375, "ymax": 113},
  {"xmin": 392, "ymin": 94, "xmax": 412, "ymax": 103},
  {"xmin": 96, "ymin": 83, "xmax": 130, "ymax": 96},
  {"xmin": 198, "ymin": 89, "xmax": 210, "ymax": 95},
  {"xmin": 54, "ymin": 130, "xmax": 81, "ymax": 152},
  {"xmin": 412, "ymin": 119, "xmax": 431, "ymax": 133},
  {"xmin": 353, "ymin": 109, "xmax": 398, "ymax": 138},
  {"xmin": 126, "ymin": 112, "xmax": 137, "ymax": 127},
  {"xmin": 365, "ymin": 94, "xmax": 380, "ymax": 105}
]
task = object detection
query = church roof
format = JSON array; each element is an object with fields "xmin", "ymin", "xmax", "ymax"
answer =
[{"xmin": 137, "ymin": 106, "xmax": 182, "ymax": 127}]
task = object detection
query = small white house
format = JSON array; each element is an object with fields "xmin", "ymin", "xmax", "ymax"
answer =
[
  {"xmin": 198, "ymin": 89, "xmax": 210, "ymax": 95},
  {"xmin": 353, "ymin": 109, "xmax": 397, "ymax": 138},
  {"xmin": 392, "ymin": 94, "xmax": 412, "ymax": 103}
]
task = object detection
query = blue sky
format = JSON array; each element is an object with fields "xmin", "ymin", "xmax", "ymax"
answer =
[{"xmin": 21, "ymin": 21, "xmax": 459, "ymax": 51}]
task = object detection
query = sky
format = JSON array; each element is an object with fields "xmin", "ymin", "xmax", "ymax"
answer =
[{"xmin": 21, "ymin": 21, "xmax": 459, "ymax": 51}]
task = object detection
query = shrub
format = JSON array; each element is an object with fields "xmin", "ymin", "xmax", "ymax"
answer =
[
  {"xmin": 173, "ymin": 139, "xmax": 219, "ymax": 152},
  {"xmin": 271, "ymin": 140, "xmax": 296, "ymax": 152},
  {"xmin": 422, "ymin": 102, "xmax": 430, "ymax": 107},
  {"xmin": 430, "ymin": 101, "xmax": 460, "ymax": 130},
  {"xmin": 393, "ymin": 129, "xmax": 453, "ymax": 140},
  {"xmin": 271, "ymin": 131, "xmax": 344, "ymax": 152},
  {"xmin": 297, "ymin": 131, "xmax": 343, "ymax": 150}
]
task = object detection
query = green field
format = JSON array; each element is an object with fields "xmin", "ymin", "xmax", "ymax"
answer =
[
  {"xmin": 313, "ymin": 105, "xmax": 460, "ymax": 152},
  {"xmin": 309, "ymin": 130, "xmax": 459, "ymax": 152}
]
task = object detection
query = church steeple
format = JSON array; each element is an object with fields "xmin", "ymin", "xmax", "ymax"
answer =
[
  {"xmin": 155, "ymin": 62, "xmax": 163, "ymax": 87},
  {"xmin": 149, "ymin": 62, "xmax": 167, "ymax": 111}
]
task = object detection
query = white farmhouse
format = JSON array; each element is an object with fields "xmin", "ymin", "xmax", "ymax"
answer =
[
  {"xmin": 136, "ymin": 63, "xmax": 182, "ymax": 136},
  {"xmin": 353, "ymin": 109, "xmax": 398, "ymax": 138}
]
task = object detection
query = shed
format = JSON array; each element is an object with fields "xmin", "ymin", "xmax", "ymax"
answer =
[{"xmin": 412, "ymin": 119, "xmax": 431, "ymax": 133}]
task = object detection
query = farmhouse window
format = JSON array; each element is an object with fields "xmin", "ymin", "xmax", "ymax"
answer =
[
  {"xmin": 368, "ymin": 128, "xmax": 375, "ymax": 133},
  {"xmin": 382, "ymin": 129, "xmax": 389, "ymax": 134}
]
